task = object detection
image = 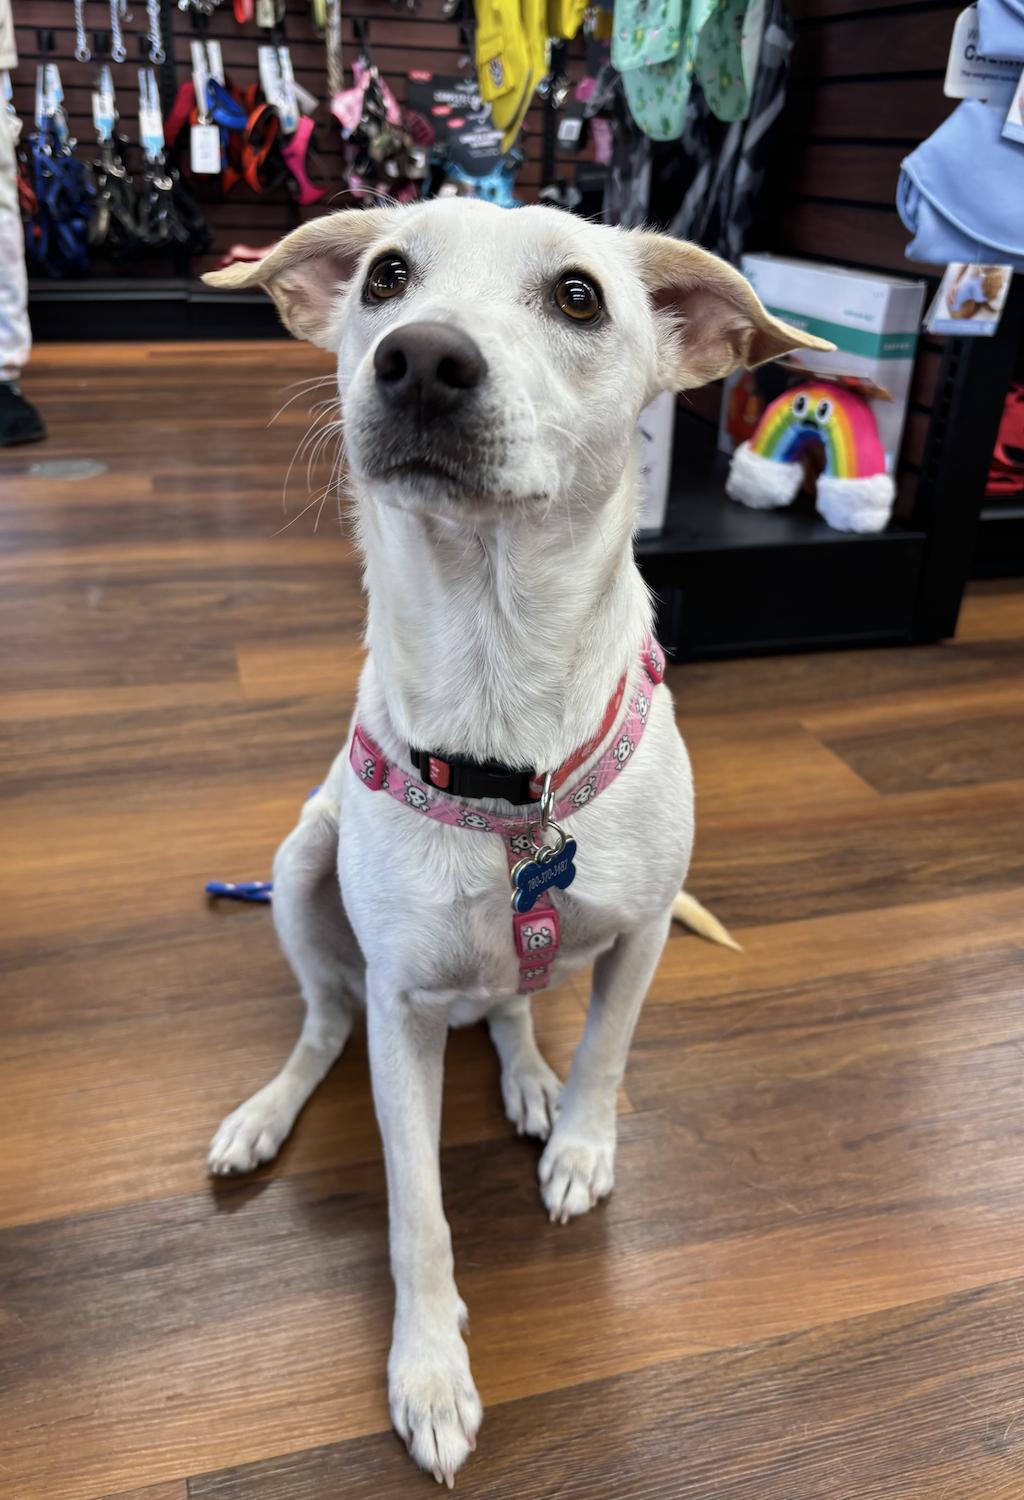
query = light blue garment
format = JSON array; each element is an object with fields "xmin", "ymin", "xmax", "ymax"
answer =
[
  {"xmin": 897, "ymin": 100, "xmax": 1024, "ymax": 269},
  {"xmin": 977, "ymin": 0, "xmax": 1024, "ymax": 60}
]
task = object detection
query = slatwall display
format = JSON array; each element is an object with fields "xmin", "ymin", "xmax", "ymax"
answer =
[
  {"xmin": 680, "ymin": 0, "xmax": 961, "ymax": 519},
  {"xmin": 10, "ymin": 0, "xmax": 589, "ymax": 277},
  {"xmin": 10, "ymin": 0, "xmax": 992, "ymax": 529}
]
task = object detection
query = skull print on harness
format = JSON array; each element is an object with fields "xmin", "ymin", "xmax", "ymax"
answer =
[{"xmin": 348, "ymin": 636, "xmax": 666, "ymax": 993}]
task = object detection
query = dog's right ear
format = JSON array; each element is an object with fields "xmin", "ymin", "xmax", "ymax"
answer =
[{"xmin": 201, "ymin": 209, "xmax": 394, "ymax": 350}]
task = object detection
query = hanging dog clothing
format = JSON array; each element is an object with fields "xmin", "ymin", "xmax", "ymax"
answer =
[
  {"xmin": 897, "ymin": 99, "xmax": 1024, "ymax": 270},
  {"xmin": 473, "ymin": 0, "xmax": 540, "ymax": 150},
  {"xmin": 977, "ymin": 0, "xmax": 1024, "ymax": 58},
  {"xmin": 618, "ymin": 0, "xmax": 714, "ymax": 141},
  {"xmin": 668, "ymin": 0, "xmax": 793, "ymax": 259},
  {"xmin": 696, "ymin": 0, "xmax": 766, "ymax": 122}
]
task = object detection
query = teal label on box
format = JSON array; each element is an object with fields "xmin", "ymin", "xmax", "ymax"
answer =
[{"xmin": 767, "ymin": 307, "xmax": 918, "ymax": 360}]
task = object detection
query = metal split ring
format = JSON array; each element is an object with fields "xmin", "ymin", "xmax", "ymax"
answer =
[{"xmin": 530, "ymin": 820, "xmax": 567, "ymax": 859}]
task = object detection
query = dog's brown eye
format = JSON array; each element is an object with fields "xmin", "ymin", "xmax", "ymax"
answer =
[
  {"xmin": 553, "ymin": 273, "xmax": 602, "ymax": 323},
  {"xmin": 364, "ymin": 254, "xmax": 410, "ymax": 303}
]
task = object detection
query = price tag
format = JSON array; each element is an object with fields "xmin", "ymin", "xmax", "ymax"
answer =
[
  {"xmin": 944, "ymin": 5, "xmax": 1019, "ymax": 106},
  {"xmin": 294, "ymin": 82, "xmax": 319, "ymax": 116},
  {"xmin": 137, "ymin": 67, "xmax": 165, "ymax": 160},
  {"xmin": 91, "ymin": 63, "xmax": 116, "ymax": 141},
  {"xmin": 190, "ymin": 121, "xmax": 223, "ymax": 174},
  {"xmin": 1003, "ymin": 66, "xmax": 1024, "ymax": 142},
  {"xmin": 190, "ymin": 40, "xmax": 213, "ymax": 120},
  {"xmin": 258, "ymin": 44, "xmax": 299, "ymax": 133},
  {"xmin": 255, "ymin": 0, "xmax": 283, "ymax": 27},
  {"xmin": 924, "ymin": 262, "xmax": 1013, "ymax": 336},
  {"xmin": 205, "ymin": 40, "xmax": 225, "ymax": 85}
]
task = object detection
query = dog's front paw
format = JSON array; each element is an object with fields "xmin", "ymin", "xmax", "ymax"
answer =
[
  {"xmin": 501, "ymin": 1052, "xmax": 562, "ymax": 1140},
  {"xmin": 207, "ymin": 1085, "xmax": 292, "ymax": 1175},
  {"xmin": 389, "ymin": 1326, "xmax": 482, "ymax": 1487},
  {"xmin": 538, "ymin": 1129, "xmax": 615, "ymax": 1223}
]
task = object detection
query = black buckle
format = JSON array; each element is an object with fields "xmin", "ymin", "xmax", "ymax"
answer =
[{"xmin": 410, "ymin": 747, "xmax": 536, "ymax": 804}]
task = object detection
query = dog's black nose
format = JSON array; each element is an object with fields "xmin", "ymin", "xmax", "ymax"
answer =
[{"xmin": 373, "ymin": 322, "xmax": 487, "ymax": 418}]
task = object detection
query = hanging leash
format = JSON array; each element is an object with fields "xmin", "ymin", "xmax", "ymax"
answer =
[{"xmin": 24, "ymin": 62, "xmax": 94, "ymax": 277}]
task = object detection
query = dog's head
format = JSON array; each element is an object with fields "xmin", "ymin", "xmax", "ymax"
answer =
[{"xmin": 204, "ymin": 200, "xmax": 830, "ymax": 522}]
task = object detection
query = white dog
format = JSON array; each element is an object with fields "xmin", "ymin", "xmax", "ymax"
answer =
[{"xmin": 203, "ymin": 200, "xmax": 826, "ymax": 1485}]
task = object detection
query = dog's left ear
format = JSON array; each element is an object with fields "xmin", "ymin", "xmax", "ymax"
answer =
[
  {"xmin": 201, "ymin": 208, "xmax": 395, "ymax": 350},
  {"xmin": 631, "ymin": 232, "xmax": 835, "ymax": 389}
]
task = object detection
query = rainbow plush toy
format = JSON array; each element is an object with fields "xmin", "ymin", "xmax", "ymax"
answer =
[{"xmin": 725, "ymin": 379, "xmax": 895, "ymax": 533}]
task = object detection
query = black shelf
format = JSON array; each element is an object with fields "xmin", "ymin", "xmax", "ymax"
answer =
[
  {"xmin": 973, "ymin": 502, "xmax": 1024, "ymax": 578},
  {"xmin": 635, "ymin": 416, "xmax": 928, "ymax": 660},
  {"xmin": 28, "ymin": 278, "xmax": 284, "ymax": 341}
]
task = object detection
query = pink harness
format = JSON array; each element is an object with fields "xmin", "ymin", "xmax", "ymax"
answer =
[{"xmin": 349, "ymin": 639, "xmax": 666, "ymax": 993}]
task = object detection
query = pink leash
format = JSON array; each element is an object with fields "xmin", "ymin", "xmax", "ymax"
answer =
[{"xmin": 349, "ymin": 640, "xmax": 666, "ymax": 993}]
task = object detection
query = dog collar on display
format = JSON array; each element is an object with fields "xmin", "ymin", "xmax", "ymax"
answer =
[{"xmin": 349, "ymin": 638, "xmax": 666, "ymax": 994}]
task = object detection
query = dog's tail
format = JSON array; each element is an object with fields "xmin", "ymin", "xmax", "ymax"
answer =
[{"xmin": 671, "ymin": 890, "xmax": 743, "ymax": 952}]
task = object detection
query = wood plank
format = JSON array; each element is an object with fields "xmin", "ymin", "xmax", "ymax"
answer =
[
  {"xmin": 790, "ymin": 0, "xmax": 933, "ymax": 15},
  {"xmin": 2, "ymin": 341, "xmax": 1024, "ymax": 1500},
  {"xmin": 955, "ymin": 580, "xmax": 1024, "ymax": 641},
  {"xmin": 692, "ymin": 779, "xmax": 1024, "ymax": 927},
  {"xmin": 790, "ymin": 141, "xmax": 907, "ymax": 206},
  {"xmin": 778, "ymin": 201, "xmax": 935, "ymax": 277},
  {"xmin": 98, "ymin": 1485, "xmax": 187, "ymax": 1500},
  {"xmin": 793, "ymin": 77, "xmax": 952, "ymax": 141},
  {"xmin": 823, "ymin": 712, "xmax": 1024, "ymax": 793},
  {"xmin": 188, "ymin": 1280, "xmax": 1024, "ymax": 1498},
  {"xmin": 792, "ymin": 7, "xmax": 959, "ymax": 79}
]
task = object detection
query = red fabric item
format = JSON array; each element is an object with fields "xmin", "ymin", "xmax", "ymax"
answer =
[{"xmin": 987, "ymin": 382, "xmax": 1024, "ymax": 499}]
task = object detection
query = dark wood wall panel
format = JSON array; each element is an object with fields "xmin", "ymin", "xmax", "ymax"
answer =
[
  {"xmin": 790, "ymin": 143, "xmax": 907, "ymax": 205},
  {"xmin": 791, "ymin": 6, "xmax": 959, "ymax": 78},
  {"xmin": 794, "ymin": 77, "xmax": 950, "ymax": 141},
  {"xmin": 779, "ymin": 201, "xmax": 934, "ymax": 276}
]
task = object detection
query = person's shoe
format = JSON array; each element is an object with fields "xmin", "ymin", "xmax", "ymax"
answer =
[{"xmin": 0, "ymin": 383, "xmax": 47, "ymax": 446}]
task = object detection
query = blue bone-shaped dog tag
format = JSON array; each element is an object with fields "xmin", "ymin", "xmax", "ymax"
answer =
[{"xmin": 510, "ymin": 839, "xmax": 577, "ymax": 913}]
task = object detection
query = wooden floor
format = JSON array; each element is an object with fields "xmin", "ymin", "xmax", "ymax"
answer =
[{"xmin": 3, "ymin": 342, "xmax": 1024, "ymax": 1500}]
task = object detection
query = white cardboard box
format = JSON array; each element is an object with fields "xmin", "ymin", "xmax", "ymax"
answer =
[
  {"xmin": 636, "ymin": 390, "xmax": 676, "ymax": 537},
  {"xmin": 718, "ymin": 255, "xmax": 927, "ymax": 473}
]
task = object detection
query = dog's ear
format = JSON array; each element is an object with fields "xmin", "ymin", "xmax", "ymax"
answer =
[
  {"xmin": 201, "ymin": 209, "xmax": 394, "ymax": 349},
  {"xmin": 631, "ymin": 232, "xmax": 835, "ymax": 389}
]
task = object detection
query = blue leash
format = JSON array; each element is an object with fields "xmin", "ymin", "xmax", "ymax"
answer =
[
  {"xmin": 205, "ymin": 879, "xmax": 273, "ymax": 904},
  {"xmin": 205, "ymin": 787, "xmax": 324, "ymax": 904}
]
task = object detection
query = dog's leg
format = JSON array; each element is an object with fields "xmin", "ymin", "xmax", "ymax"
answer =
[
  {"xmin": 208, "ymin": 800, "xmax": 361, "ymax": 1175},
  {"xmin": 368, "ymin": 985, "xmax": 482, "ymax": 1485},
  {"xmin": 488, "ymin": 996, "xmax": 562, "ymax": 1140},
  {"xmin": 539, "ymin": 909, "xmax": 672, "ymax": 1223}
]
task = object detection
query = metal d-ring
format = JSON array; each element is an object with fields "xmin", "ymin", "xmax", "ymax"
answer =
[
  {"xmin": 538, "ymin": 770, "xmax": 554, "ymax": 831},
  {"xmin": 531, "ymin": 773, "xmax": 566, "ymax": 859}
]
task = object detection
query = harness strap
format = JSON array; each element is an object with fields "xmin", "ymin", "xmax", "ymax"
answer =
[
  {"xmin": 349, "ymin": 638, "xmax": 666, "ymax": 994},
  {"xmin": 281, "ymin": 114, "xmax": 327, "ymax": 205}
]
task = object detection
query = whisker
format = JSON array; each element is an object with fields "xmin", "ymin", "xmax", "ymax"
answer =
[
  {"xmin": 271, "ymin": 487, "xmax": 335, "ymax": 536},
  {"xmin": 268, "ymin": 375, "xmax": 337, "ymax": 427}
]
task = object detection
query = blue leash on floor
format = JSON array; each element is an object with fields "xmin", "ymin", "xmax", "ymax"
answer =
[
  {"xmin": 205, "ymin": 879, "xmax": 273, "ymax": 904},
  {"xmin": 205, "ymin": 787, "xmax": 326, "ymax": 904}
]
